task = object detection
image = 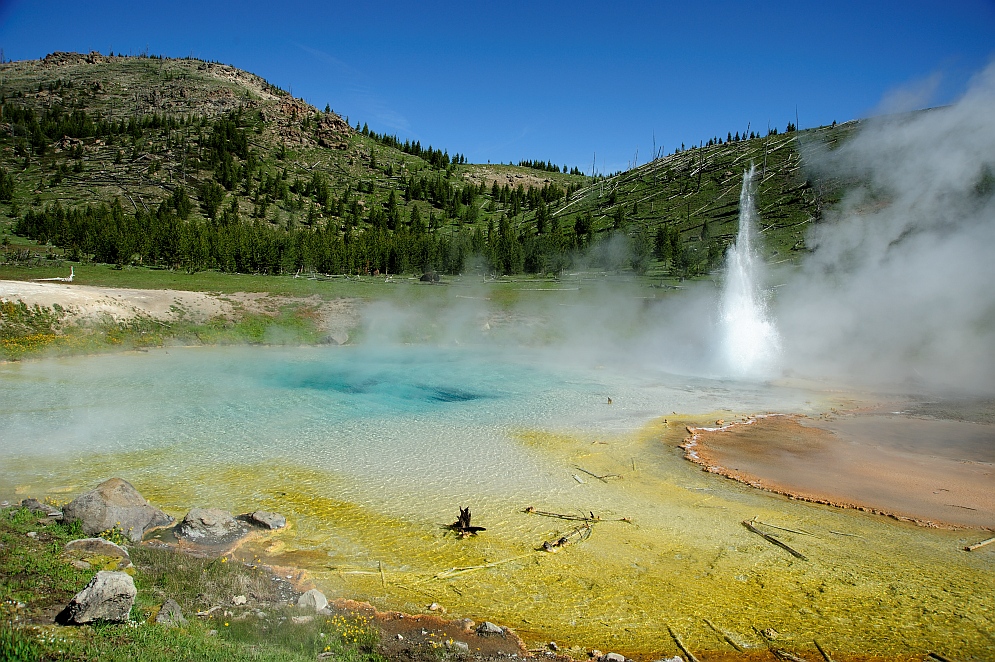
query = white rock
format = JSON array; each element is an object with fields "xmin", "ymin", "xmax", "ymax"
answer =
[{"xmin": 296, "ymin": 588, "xmax": 328, "ymax": 612}]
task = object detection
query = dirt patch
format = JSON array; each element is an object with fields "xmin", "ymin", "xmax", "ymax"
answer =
[
  {"xmin": 461, "ymin": 167, "xmax": 558, "ymax": 191},
  {"xmin": 0, "ymin": 281, "xmax": 361, "ymax": 336},
  {"xmin": 681, "ymin": 414, "xmax": 995, "ymax": 529},
  {"xmin": 0, "ymin": 279, "xmax": 232, "ymax": 323}
]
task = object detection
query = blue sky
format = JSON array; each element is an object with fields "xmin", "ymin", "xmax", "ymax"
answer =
[{"xmin": 1, "ymin": 1, "xmax": 993, "ymax": 173}]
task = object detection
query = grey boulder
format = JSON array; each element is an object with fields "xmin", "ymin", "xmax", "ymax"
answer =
[
  {"xmin": 476, "ymin": 621, "xmax": 505, "ymax": 636},
  {"xmin": 176, "ymin": 508, "xmax": 248, "ymax": 545},
  {"xmin": 245, "ymin": 510, "xmax": 287, "ymax": 530},
  {"xmin": 57, "ymin": 570, "xmax": 136, "ymax": 624},
  {"xmin": 155, "ymin": 598, "xmax": 187, "ymax": 627},
  {"xmin": 62, "ymin": 478, "xmax": 173, "ymax": 543}
]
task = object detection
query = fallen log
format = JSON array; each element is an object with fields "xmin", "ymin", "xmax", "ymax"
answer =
[
  {"xmin": 574, "ymin": 466, "xmax": 622, "ymax": 483},
  {"xmin": 964, "ymin": 536, "xmax": 995, "ymax": 552},
  {"xmin": 814, "ymin": 639, "xmax": 835, "ymax": 662},
  {"xmin": 742, "ymin": 520, "xmax": 808, "ymax": 560},
  {"xmin": 772, "ymin": 648, "xmax": 809, "ymax": 662},
  {"xmin": 703, "ymin": 618, "xmax": 746, "ymax": 651},
  {"xmin": 666, "ymin": 624, "xmax": 701, "ymax": 662},
  {"xmin": 540, "ymin": 523, "xmax": 592, "ymax": 552},
  {"xmin": 523, "ymin": 506, "xmax": 631, "ymax": 523}
]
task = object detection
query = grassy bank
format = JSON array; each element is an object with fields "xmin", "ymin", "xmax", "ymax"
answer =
[{"xmin": 0, "ymin": 505, "xmax": 383, "ymax": 662}]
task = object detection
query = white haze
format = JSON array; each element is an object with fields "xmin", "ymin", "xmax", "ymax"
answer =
[{"xmin": 778, "ymin": 62, "xmax": 995, "ymax": 395}]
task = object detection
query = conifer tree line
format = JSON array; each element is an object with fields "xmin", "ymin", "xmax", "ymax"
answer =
[
  {"xmin": 2, "ymin": 89, "xmax": 739, "ymax": 280},
  {"xmin": 1, "ymin": 103, "xmax": 676, "ymax": 277}
]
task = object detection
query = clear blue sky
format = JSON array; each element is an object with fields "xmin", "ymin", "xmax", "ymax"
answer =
[{"xmin": 1, "ymin": 1, "xmax": 993, "ymax": 173}]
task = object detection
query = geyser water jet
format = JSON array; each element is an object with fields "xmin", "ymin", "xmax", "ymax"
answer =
[{"xmin": 720, "ymin": 165, "xmax": 781, "ymax": 378}]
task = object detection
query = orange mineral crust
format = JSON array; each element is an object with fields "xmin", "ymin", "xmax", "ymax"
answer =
[{"xmin": 683, "ymin": 414, "xmax": 995, "ymax": 528}]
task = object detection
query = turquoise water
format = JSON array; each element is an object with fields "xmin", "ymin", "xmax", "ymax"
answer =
[{"xmin": 0, "ymin": 345, "xmax": 821, "ymax": 515}]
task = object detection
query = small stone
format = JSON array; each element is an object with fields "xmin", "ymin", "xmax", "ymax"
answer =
[
  {"xmin": 602, "ymin": 654, "xmax": 625, "ymax": 662},
  {"xmin": 232, "ymin": 595, "xmax": 247, "ymax": 605},
  {"xmin": 21, "ymin": 498, "xmax": 62, "ymax": 517},
  {"xmin": 590, "ymin": 650, "xmax": 604, "ymax": 659},
  {"xmin": 396, "ymin": 633, "xmax": 404, "ymax": 640},
  {"xmin": 297, "ymin": 588, "xmax": 328, "ymax": 612},
  {"xmin": 56, "ymin": 570, "xmax": 136, "ymax": 624},
  {"xmin": 292, "ymin": 615, "xmax": 314, "ymax": 624},
  {"xmin": 428, "ymin": 602, "xmax": 446, "ymax": 613},
  {"xmin": 26, "ymin": 531, "xmax": 37, "ymax": 538},
  {"xmin": 449, "ymin": 640, "xmax": 470, "ymax": 653},
  {"xmin": 71, "ymin": 560, "xmax": 91, "ymax": 570},
  {"xmin": 476, "ymin": 621, "xmax": 504, "ymax": 636},
  {"xmin": 246, "ymin": 511, "xmax": 287, "ymax": 530},
  {"xmin": 548, "ymin": 642, "xmax": 559, "ymax": 651},
  {"xmin": 177, "ymin": 507, "xmax": 247, "ymax": 545},
  {"xmin": 155, "ymin": 598, "xmax": 187, "ymax": 627}
]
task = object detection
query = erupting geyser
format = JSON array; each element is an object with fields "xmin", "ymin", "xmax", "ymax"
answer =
[{"xmin": 720, "ymin": 165, "xmax": 781, "ymax": 378}]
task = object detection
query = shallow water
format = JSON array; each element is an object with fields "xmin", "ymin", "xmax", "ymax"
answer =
[{"xmin": 2, "ymin": 346, "xmax": 992, "ymax": 659}]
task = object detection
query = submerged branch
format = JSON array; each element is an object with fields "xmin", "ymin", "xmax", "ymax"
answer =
[
  {"xmin": 411, "ymin": 553, "xmax": 536, "ymax": 585},
  {"xmin": 666, "ymin": 624, "xmax": 701, "ymax": 662},
  {"xmin": 703, "ymin": 618, "xmax": 746, "ymax": 652},
  {"xmin": 574, "ymin": 466, "xmax": 622, "ymax": 483},
  {"xmin": 742, "ymin": 520, "xmax": 808, "ymax": 560},
  {"xmin": 523, "ymin": 506, "xmax": 632, "ymax": 524}
]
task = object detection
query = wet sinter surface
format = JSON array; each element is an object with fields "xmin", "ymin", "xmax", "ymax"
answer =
[{"xmin": 2, "ymin": 346, "xmax": 993, "ymax": 659}]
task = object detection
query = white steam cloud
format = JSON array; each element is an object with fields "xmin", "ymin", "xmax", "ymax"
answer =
[{"xmin": 777, "ymin": 62, "xmax": 995, "ymax": 395}]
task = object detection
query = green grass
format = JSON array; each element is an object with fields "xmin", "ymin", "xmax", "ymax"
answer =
[{"xmin": 0, "ymin": 505, "xmax": 385, "ymax": 661}]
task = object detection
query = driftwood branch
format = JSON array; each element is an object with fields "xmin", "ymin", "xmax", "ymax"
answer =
[
  {"xmin": 814, "ymin": 639, "xmax": 835, "ymax": 662},
  {"xmin": 574, "ymin": 466, "xmax": 622, "ymax": 483},
  {"xmin": 523, "ymin": 506, "xmax": 632, "ymax": 524},
  {"xmin": 448, "ymin": 506, "xmax": 485, "ymax": 537},
  {"xmin": 964, "ymin": 536, "xmax": 995, "ymax": 552},
  {"xmin": 772, "ymin": 649, "xmax": 809, "ymax": 662},
  {"xmin": 540, "ymin": 523, "xmax": 592, "ymax": 552},
  {"xmin": 751, "ymin": 517, "xmax": 815, "ymax": 537},
  {"xmin": 412, "ymin": 553, "xmax": 535, "ymax": 585},
  {"xmin": 742, "ymin": 520, "xmax": 808, "ymax": 560},
  {"xmin": 703, "ymin": 618, "xmax": 745, "ymax": 652},
  {"xmin": 666, "ymin": 625, "xmax": 701, "ymax": 662}
]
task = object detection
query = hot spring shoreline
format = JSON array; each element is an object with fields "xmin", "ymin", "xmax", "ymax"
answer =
[{"xmin": 681, "ymin": 414, "xmax": 995, "ymax": 531}]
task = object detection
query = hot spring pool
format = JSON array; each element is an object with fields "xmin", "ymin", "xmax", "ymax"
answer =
[{"xmin": 1, "ymin": 345, "xmax": 991, "ymax": 658}]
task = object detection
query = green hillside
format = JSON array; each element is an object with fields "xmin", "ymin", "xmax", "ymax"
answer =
[{"xmin": 0, "ymin": 52, "xmax": 853, "ymax": 281}]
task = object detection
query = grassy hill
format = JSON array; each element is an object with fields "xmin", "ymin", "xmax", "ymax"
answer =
[{"xmin": 0, "ymin": 51, "xmax": 854, "ymax": 282}]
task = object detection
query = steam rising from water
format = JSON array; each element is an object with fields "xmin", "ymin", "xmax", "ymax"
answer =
[
  {"xmin": 720, "ymin": 165, "xmax": 782, "ymax": 378},
  {"xmin": 779, "ymin": 63, "xmax": 995, "ymax": 395}
]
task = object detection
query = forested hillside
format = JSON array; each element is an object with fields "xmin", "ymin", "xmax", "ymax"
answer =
[{"xmin": 0, "ymin": 52, "xmax": 852, "ymax": 281}]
